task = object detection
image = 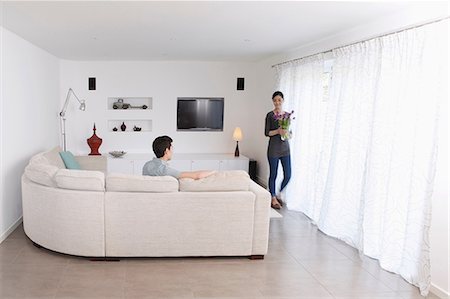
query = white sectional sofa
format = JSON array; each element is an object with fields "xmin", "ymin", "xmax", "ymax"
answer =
[{"xmin": 21, "ymin": 147, "xmax": 271, "ymax": 258}]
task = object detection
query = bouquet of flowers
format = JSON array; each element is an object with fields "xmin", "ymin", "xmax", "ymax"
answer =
[{"xmin": 274, "ymin": 110, "xmax": 294, "ymax": 141}]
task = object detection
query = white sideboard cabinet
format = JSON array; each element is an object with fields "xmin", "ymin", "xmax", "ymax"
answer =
[{"xmin": 107, "ymin": 153, "xmax": 249, "ymax": 175}]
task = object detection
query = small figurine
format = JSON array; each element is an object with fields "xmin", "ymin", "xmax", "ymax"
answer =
[
  {"xmin": 112, "ymin": 127, "xmax": 118, "ymax": 132},
  {"xmin": 120, "ymin": 122, "xmax": 126, "ymax": 131},
  {"xmin": 113, "ymin": 99, "xmax": 130, "ymax": 109},
  {"xmin": 113, "ymin": 98, "xmax": 148, "ymax": 110},
  {"xmin": 133, "ymin": 126, "xmax": 142, "ymax": 131}
]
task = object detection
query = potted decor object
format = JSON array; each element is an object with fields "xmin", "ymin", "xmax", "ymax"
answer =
[{"xmin": 87, "ymin": 123, "xmax": 102, "ymax": 155}]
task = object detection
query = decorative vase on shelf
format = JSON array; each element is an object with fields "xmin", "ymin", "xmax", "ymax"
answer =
[
  {"xmin": 120, "ymin": 122, "xmax": 126, "ymax": 131},
  {"xmin": 87, "ymin": 123, "xmax": 102, "ymax": 156}
]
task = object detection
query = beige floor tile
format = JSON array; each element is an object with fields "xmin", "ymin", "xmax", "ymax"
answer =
[
  {"xmin": 55, "ymin": 274, "xmax": 125, "ymax": 298},
  {"xmin": 333, "ymin": 294, "xmax": 405, "ymax": 299},
  {"xmin": 12, "ymin": 241, "xmax": 71, "ymax": 265},
  {"xmin": 396, "ymin": 290, "xmax": 442, "ymax": 299},
  {"xmin": 6, "ymin": 224, "xmax": 26, "ymax": 239},
  {"xmin": 262, "ymin": 246, "xmax": 299, "ymax": 264},
  {"xmin": 1, "ymin": 211, "xmax": 434, "ymax": 299},
  {"xmin": 0, "ymin": 239, "xmax": 26, "ymax": 264},
  {"xmin": 0, "ymin": 263, "xmax": 65, "ymax": 298},
  {"xmin": 124, "ymin": 281, "xmax": 194, "ymax": 298},
  {"xmin": 261, "ymin": 297, "xmax": 334, "ymax": 299},
  {"xmin": 257, "ymin": 277, "xmax": 333, "ymax": 298},
  {"xmin": 315, "ymin": 277, "xmax": 394, "ymax": 297},
  {"xmin": 192, "ymin": 281, "xmax": 263, "ymax": 298},
  {"xmin": 284, "ymin": 242, "xmax": 350, "ymax": 262}
]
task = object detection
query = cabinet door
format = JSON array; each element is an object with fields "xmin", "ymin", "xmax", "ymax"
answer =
[
  {"xmin": 191, "ymin": 160, "xmax": 221, "ymax": 171},
  {"xmin": 219, "ymin": 159, "xmax": 249, "ymax": 172},
  {"xmin": 169, "ymin": 159, "xmax": 192, "ymax": 172},
  {"xmin": 108, "ymin": 158, "xmax": 134, "ymax": 174}
]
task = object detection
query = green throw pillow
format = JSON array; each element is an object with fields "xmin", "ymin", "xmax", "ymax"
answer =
[{"xmin": 59, "ymin": 151, "xmax": 81, "ymax": 170}]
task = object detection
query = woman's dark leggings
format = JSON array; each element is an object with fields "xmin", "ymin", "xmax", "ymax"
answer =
[{"xmin": 268, "ymin": 155, "xmax": 291, "ymax": 197}]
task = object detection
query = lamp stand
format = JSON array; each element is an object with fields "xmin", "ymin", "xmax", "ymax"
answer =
[
  {"xmin": 60, "ymin": 116, "xmax": 67, "ymax": 152},
  {"xmin": 234, "ymin": 141, "xmax": 240, "ymax": 157},
  {"xmin": 59, "ymin": 88, "xmax": 86, "ymax": 152}
]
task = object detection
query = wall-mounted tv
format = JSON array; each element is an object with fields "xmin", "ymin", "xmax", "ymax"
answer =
[{"xmin": 177, "ymin": 97, "xmax": 224, "ymax": 131}]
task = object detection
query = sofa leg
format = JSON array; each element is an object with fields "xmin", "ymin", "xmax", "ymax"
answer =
[{"xmin": 249, "ymin": 255, "xmax": 264, "ymax": 260}]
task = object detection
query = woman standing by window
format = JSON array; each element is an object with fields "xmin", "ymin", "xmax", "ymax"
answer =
[{"xmin": 265, "ymin": 91, "xmax": 292, "ymax": 209}]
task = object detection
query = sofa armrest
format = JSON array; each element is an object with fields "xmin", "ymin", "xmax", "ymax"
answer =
[
  {"xmin": 248, "ymin": 180, "xmax": 271, "ymax": 255},
  {"xmin": 75, "ymin": 155, "xmax": 107, "ymax": 172}
]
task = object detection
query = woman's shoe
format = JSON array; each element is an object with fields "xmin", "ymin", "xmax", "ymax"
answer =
[
  {"xmin": 271, "ymin": 202, "xmax": 281, "ymax": 210},
  {"xmin": 271, "ymin": 197, "xmax": 281, "ymax": 209},
  {"xmin": 276, "ymin": 196, "xmax": 284, "ymax": 206},
  {"xmin": 278, "ymin": 199, "xmax": 284, "ymax": 206}
]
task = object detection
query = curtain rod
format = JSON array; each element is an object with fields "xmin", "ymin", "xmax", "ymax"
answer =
[{"xmin": 272, "ymin": 16, "xmax": 449, "ymax": 68}]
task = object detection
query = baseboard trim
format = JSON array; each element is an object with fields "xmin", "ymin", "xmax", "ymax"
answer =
[
  {"xmin": 0, "ymin": 216, "xmax": 23, "ymax": 243},
  {"xmin": 431, "ymin": 283, "xmax": 450, "ymax": 299}
]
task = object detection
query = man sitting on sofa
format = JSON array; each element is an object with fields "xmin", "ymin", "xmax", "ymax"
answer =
[{"xmin": 143, "ymin": 135, "xmax": 216, "ymax": 180}]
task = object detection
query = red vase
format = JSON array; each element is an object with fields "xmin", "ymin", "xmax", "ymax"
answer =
[{"xmin": 87, "ymin": 123, "xmax": 102, "ymax": 155}]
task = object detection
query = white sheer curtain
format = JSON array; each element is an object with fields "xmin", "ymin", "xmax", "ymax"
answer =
[
  {"xmin": 274, "ymin": 55, "xmax": 325, "ymax": 209},
  {"xmin": 277, "ymin": 19, "xmax": 447, "ymax": 295}
]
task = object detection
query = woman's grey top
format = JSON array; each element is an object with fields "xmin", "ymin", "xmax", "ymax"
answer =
[{"xmin": 265, "ymin": 111, "xmax": 290, "ymax": 158}]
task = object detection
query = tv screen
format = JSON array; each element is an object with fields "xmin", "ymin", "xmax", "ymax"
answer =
[{"xmin": 177, "ymin": 97, "xmax": 224, "ymax": 131}]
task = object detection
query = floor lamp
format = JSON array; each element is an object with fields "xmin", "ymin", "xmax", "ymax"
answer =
[{"xmin": 59, "ymin": 88, "xmax": 86, "ymax": 152}]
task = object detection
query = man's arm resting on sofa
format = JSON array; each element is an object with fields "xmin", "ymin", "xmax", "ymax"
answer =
[{"xmin": 179, "ymin": 170, "xmax": 217, "ymax": 180}]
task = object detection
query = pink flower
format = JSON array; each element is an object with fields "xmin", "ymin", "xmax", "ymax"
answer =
[{"xmin": 274, "ymin": 111, "xmax": 294, "ymax": 141}]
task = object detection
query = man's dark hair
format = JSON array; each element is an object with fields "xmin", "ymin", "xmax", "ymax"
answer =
[
  {"xmin": 272, "ymin": 91, "xmax": 284, "ymax": 99},
  {"xmin": 152, "ymin": 135, "xmax": 173, "ymax": 158}
]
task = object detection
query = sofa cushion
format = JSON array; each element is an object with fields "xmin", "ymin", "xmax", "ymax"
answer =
[
  {"xmin": 29, "ymin": 152, "xmax": 49, "ymax": 165},
  {"xmin": 55, "ymin": 169, "xmax": 105, "ymax": 191},
  {"xmin": 24, "ymin": 163, "xmax": 59, "ymax": 187},
  {"xmin": 59, "ymin": 151, "xmax": 81, "ymax": 169},
  {"xmin": 179, "ymin": 170, "xmax": 250, "ymax": 192},
  {"xmin": 106, "ymin": 173, "xmax": 179, "ymax": 193},
  {"xmin": 43, "ymin": 146, "xmax": 66, "ymax": 169}
]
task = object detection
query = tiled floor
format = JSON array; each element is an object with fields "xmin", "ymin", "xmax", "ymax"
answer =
[{"xmin": 0, "ymin": 208, "xmax": 441, "ymax": 299}]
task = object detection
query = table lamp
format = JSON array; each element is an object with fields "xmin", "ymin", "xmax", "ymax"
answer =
[{"xmin": 233, "ymin": 127, "xmax": 243, "ymax": 157}]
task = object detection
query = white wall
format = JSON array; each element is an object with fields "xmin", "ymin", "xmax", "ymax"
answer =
[
  {"xmin": 0, "ymin": 27, "xmax": 60, "ymax": 242},
  {"xmin": 248, "ymin": 3, "xmax": 449, "ymax": 297},
  {"xmin": 59, "ymin": 61, "xmax": 257, "ymax": 156}
]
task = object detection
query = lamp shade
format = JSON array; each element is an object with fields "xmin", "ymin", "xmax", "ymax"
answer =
[{"xmin": 233, "ymin": 127, "xmax": 243, "ymax": 141}]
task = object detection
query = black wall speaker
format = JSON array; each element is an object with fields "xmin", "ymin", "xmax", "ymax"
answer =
[
  {"xmin": 88, "ymin": 77, "xmax": 96, "ymax": 90},
  {"xmin": 237, "ymin": 77, "xmax": 245, "ymax": 90}
]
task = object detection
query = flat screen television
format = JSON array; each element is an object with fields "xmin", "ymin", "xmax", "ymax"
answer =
[{"xmin": 177, "ymin": 97, "xmax": 224, "ymax": 131}]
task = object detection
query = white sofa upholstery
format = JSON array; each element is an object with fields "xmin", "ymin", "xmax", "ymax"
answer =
[{"xmin": 21, "ymin": 147, "xmax": 271, "ymax": 258}]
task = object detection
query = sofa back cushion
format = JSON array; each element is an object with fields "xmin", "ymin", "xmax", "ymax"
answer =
[
  {"xmin": 42, "ymin": 146, "xmax": 66, "ymax": 169},
  {"xmin": 24, "ymin": 163, "xmax": 59, "ymax": 187},
  {"xmin": 54, "ymin": 169, "xmax": 105, "ymax": 191},
  {"xmin": 106, "ymin": 173, "xmax": 179, "ymax": 193},
  {"xmin": 179, "ymin": 170, "xmax": 250, "ymax": 192}
]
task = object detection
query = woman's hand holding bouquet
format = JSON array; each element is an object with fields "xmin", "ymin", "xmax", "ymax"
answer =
[{"xmin": 274, "ymin": 110, "xmax": 294, "ymax": 141}]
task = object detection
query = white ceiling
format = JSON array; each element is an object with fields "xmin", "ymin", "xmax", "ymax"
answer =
[{"xmin": 0, "ymin": 1, "xmax": 440, "ymax": 61}]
